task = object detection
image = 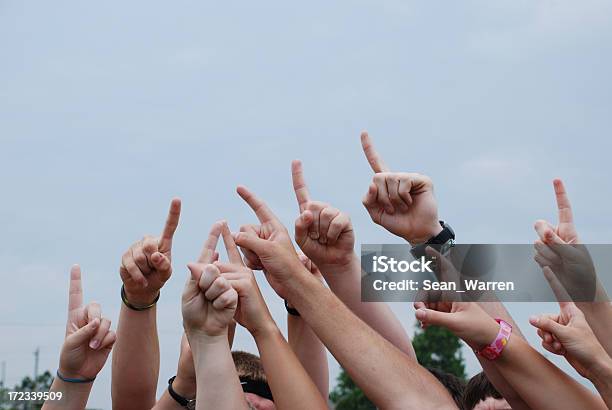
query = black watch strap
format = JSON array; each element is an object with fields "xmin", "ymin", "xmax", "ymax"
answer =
[
  {"xmin": 410, "ymin": 221, "xmax": 455, "ymax": 259},
  {"xmin": 168, "ymin": 376, "xmax": 195, "ymax": 409}
]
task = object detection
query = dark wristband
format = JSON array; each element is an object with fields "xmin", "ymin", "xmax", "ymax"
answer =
[
  {"xmin": 168, "ymin": 376, "xmax": 195, "ymax": 408},
  {"xmin": 56, "ymin": 370, "xmax": 95, "ymax": 384},
  {"xmin": 284, "ymin": 299, "xmax": 300, "ymax": 317},
  {"xmin": 121, "ymin": 285, "xmax": 160, "ymax": 311}
]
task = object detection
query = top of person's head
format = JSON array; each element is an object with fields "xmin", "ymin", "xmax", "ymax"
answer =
[
  {"xmin": 232, "ymin": 351, "xmax": 267, "ymax": 382},
  {"xmin": 426, "ymin": 367, "xmax": 466, "ymax": 408},
  {"xmin": 232, "ymin": 351, "xmax": 275, "ymax": 410},
  {"xmin": 462, "ymin": 372, "xmax": 511, "ymax": 410}
]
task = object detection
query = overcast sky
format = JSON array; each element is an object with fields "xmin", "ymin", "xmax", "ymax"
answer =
[{"xmin": 1, "ymin": 1, "xmax": 612, "ymax": 408}]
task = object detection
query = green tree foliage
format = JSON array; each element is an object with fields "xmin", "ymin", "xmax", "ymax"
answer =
[
  {"xmin": 329, "ymin": 325, "xmax": 467, "ymax": 408},
  {"xmin": 412, "ymin": 325, "xmax": 466, "ymax": 380},
  {"xmin": 0, "ymin": 371, "xmax": 53, "ymax": 410},
  {"xmin": 329, "ymin": 369, "xmax": 375, "ymax": 410}
]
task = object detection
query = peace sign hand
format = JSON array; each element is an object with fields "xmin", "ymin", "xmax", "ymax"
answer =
[
  {"xmin": 360, "ymin": 132, "xmax": 442, "ymax": 245},
  {"xmin": 120, "ymin": 198, "xmax": 181, "ymax": 306},
  {"xmin": 59, "ymin": 265, "xmax": 116, "ymax": 380},
  {"xmin": 292, "ymin": 160, "xmax": 355, "ymax": 272}
]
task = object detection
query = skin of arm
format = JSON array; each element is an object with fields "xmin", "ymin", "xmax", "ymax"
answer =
[
  {"xmin": 216, "ymin": 222, "xmax": 328, "ymax": 410},
  {"xmin": 359, "ymin": 132, "xmax": 531, "ymax": 407},
  {"xmin": 233, "ymin": 187, "xmax": 458, "ymax": 410},
  {"xmin": 152, "ymin": 322, "xmax": 236, "ymax": 410},
  {"xmin": 530, "ymin": 297, "xmax": 612, "ymax": 408},
  {"xmin": 182, "ymin": 259, "xmax": 247, "ymax": 410},
  {"xmin": 112, "ymin": 199, "xmax": 182, "ymax": 410},
  {"xmin": 533, "ymin": 178, "xmax": 612, "ymax": 356},
  {"xmin": 43, "ymin": 265, "xmax": 116, "ymax": 410},
  {"xmin": 415, "ymin": 301, "xmax": 607, "ymax": 410},
  {"xmin": 286, "ymin": 260, "xmax": 330, "ymax": 398},
  {"xmin": 288, "ymin": 158, "xmax": 415, "ymax": 358}
]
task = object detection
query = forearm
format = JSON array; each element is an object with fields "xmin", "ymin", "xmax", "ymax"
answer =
[
  {"xmin": 190, "ymin": 333, "xmax": 248, "ymax": 410},
  {"xmin": 112, "ymin": 304, "xmax": 160, "ymax": 410},
  {"xmin": 578, "ymin": 301, "xmax": 612, "ymax": 357},
  {"xmin": 255, "ymin": 323, "xmax": 328, "ymax": 409},
  {"xmin": 151, "ymin": 391, "xmax": 185, "ymax": 410},
  {"xmin": 320, "ymin": 254, "xmax": 415, "ymax": 359},
  {"xmin": 286, "ymin": 269, "xmax": 457, "ymax": 410},
  {"xmin": 588, "ymin": 356, "xmax": 612, "ymax": 409},
  {"xmin": 494, "ymin": 333, "xmax": 606, "ymax": 410},
  {"xmin": 42, "ymin": 379, "xmax": 92, "ymax": 410},
  {"xmin": 288, "ymin": 314, "xmax": 329, "ymax": 398},
  {"xmin": 476, "ymin": 301, "xmax": 530, "ymax": 410}
]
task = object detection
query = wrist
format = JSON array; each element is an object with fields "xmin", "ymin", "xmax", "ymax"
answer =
[
  {"xmin": 123, "ymin": 287, "xmax": 160, "ymax": 307},
  {"xmin": 406, "ymin": 221, "xmax": 444, "ymax": 246},
  {"xmin": 172, "ymin": 374, "xmax": 196, "ymax": 400},
  {"xmin": 250, "ymin": 319, "xmax": 280, "ymax": 340},
  {"xmin": 186, "ymin": 329, "xmax": 228, "ymax": 348},
  {"xmin": 319, "ymin": 254, "xmax": 359, "ymax": 277}
]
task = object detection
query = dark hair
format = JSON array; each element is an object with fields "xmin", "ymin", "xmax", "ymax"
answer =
[
  {"xmin": 232, "ymin": 351, "xmax": 266, "ymax": 382},
  {"xmin": 427, "ymin": 367, "xmax": 466, "ymax": 408},
  {"xmin": 462, "ymin": 372, "xmax": 503, "ymax": 410}
]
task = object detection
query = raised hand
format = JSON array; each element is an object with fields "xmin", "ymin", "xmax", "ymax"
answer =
[
  {"xmin": 414, "ymin": 301, "xmax": 498, "ymax": 350},
  {"xmin": 60, "ymin": 265, "xmax": 116, "ymax": 380},
  {"xmin": 233, "ymin": 185, "xmax": 305, "ymax": 297},
  {"xmin": 182, "ymin": 263, "xmax": 238, "ymax": 338},
  {"xmin": 529, "ymin": 298, "xmax": 607, "ymax": 379},
  {"xmin": 120, "ymin": 198, "xmax": 182, "ymax": 306},
  {"xmin": 291, "ymin": 160, "xmax": 355, "ymax": 272},
  {"xmin": 360, "ymin": 131, "xmax": 442, "ymax": 244},
  {"xmin": 214, "ymin": 222, "xmax": 276, "ymax": 335},
  {"xmin": 534, "ymin": 179, "xmax": 579, "ymax": 245}
]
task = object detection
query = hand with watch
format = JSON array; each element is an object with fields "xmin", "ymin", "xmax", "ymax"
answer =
[{"xmin": 360, "ymin": 131, "xmax": 444, "ymax": 246}]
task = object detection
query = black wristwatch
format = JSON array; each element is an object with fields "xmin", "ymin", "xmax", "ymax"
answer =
[
  {"xmin": 410, "ymin": 221, "xmax": 455, "ymax": 259},
  {"xmin": 168, "ymin": 376, "xmax": 196, "ymax": 409}
]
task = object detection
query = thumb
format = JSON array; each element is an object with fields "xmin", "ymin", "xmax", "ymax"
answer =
[
  {"xmin": 234, "ymin": 231, "xmax": 267, "ymax": 256},
  {"xmin": 183, "ymin": 263, "xmax": 203, "ymax": 302},
  {"xmin": 295, "ymin": 210, "xmax": 314, "ymax": 246},
  {"xmin": 415, "ymin": 308, "xmax": 455, "ymax": 329},
  {"xmin": 529, "ymin": 315, "xmax": 566, "ymax": 338},
  {"xmin": 66, "ymin": 318, "xmax": 100, "ymax": 348}
]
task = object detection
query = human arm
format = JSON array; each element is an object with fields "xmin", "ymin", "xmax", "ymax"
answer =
[
  {"xmin": 287, "ymin": 257, "xmax": 329, "ymax": 398},
  {"xmin": 182, "ymin": 258, "xmax": 247, "ymax": 410},
  {"xmin": 216, "ymin": 222, "xmax": 328, "ymax": 409},
  {"xmin": 234, "ymin": 187, "xmax": 458, "ymax": 410},
  {"xmin": 529, "ymin": 287, "xmax": 612, "ymax": 408},
  {"xmin": 289, "ymin": 158, "xmax": 415, "ymax": 358},
  {"xmin": 43, "ymin": 265, "xmax": 117, "ymax": 410},
  {"xmin": 533, "ymin": 179, "xmax": 612, "ymax": 355},
  {"xmin": 415, "ymin": 301, "xmax": 606, "ymax": 410},
  {"xmin": 112, "ymin": 199, "xmax": 181, "ymax": 410}
]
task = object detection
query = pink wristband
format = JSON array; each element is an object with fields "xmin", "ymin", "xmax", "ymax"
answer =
[{"xmin": 477, "ymin": 319, "xmax": 512, "ymax": 361}]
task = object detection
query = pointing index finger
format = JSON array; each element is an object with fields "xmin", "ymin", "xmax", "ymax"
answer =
[
  {"xmin": 360, "ymin": 131, "xmax": 390, "ymax": 173},
  {"xmin": 553, "ymin": 179, "xmax": 574, "ymax": 224},
  {"xmin": 220, "ymin": 221, "xmax": 244, "ymax": 266},
  {"xmin": 236, "ymin": 185, "xmax": 278, "ymax": 223},
  {"xmin": 68, "ymin": 264, "xmax": 83, "ymax": 312},
  {"xmin": 198, "ymin": 222, "xmax": 223, "ymax": 263},
  {"xmin": 291, "ymin": 160, "xmax": 311, "ymax": 212},
  {"xmin": 159, "ymin": 198, "xmax": 181, "ymax": 253}
]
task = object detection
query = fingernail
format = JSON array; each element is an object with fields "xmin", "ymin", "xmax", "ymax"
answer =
[
  {"xmin": 89, "ymin": 340, "xmax": 100, "ymax": 349},
  {"xmin": 529, "ymin": 316, "xmax": 538, "ymax": 325}
]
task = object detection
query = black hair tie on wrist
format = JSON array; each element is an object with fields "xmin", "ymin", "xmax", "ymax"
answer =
[
  {"xmin": 121, "ymin": 285, "xmax": 160, "ymax": 311},
  {"xmin": 284, "ymin": 299, "xmax": 300, "ymax": 317}
]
